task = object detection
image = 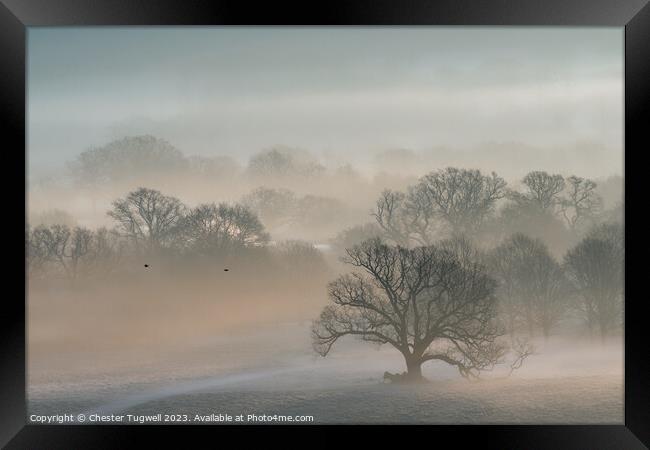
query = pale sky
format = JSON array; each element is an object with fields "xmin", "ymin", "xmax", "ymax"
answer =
[{"xmin": 28, "ymin": 27, "xmax": 623, "ymax": 178}]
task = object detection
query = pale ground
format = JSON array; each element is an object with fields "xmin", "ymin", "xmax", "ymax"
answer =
[{"xmin": 27, "ymin": 322, "xmax": 623, "ymax": 424}]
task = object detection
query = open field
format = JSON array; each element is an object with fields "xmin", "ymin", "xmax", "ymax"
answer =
[{"xmin": 28, "ymin": 323, "xmax": 623, "ymax": 424}]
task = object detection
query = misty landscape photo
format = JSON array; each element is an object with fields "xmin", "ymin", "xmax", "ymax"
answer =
[{"xmin": 27, "ymin": 27, "xmax": 624, "ymax": 424}]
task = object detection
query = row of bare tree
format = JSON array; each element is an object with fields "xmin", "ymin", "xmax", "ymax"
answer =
[
  {"xmin": 26, "ymin": 187, "xmax": 328, "ymax": 282},
  {"xmin": 27, "ymin": 225, "xmax": 125, "ymax": 281},
  {"xmin": 371, "ymin": 168, "xmax": 608, "ymax": 247},
  {"xmin": 488, "ymin": 224, "xmax": 623, "ymax": 341}
]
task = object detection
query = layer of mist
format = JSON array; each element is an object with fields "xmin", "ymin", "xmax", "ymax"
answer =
[{"xmin": 27, "ymin": 27, "xmax": 624, "ymax": 424}]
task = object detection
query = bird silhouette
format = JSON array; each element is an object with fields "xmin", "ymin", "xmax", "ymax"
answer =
[{"xmin": 144, "ymin": 264, "xmax": 149, "ymax": 268}]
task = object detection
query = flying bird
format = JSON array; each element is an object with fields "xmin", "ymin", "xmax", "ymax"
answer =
[{"xmin": 144, "ymin": 264, "xmax": 149, "ymax": 268}]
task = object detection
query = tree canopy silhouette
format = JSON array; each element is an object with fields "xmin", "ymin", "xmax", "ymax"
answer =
[{"xmin": 312, "ymin": 238, "xmax": 505, "ymax": 381}]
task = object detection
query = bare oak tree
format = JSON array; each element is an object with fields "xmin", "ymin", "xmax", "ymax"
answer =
[
  {"xmin": 564, "ymin": 222, "xmax": 623, "ymax": 340},
  {"xmin": 179, "ymin": 203, "xmax": 269, "ymax": 254},
  {"xmin": 108, "ymin": 188, "xmax": 185, "ymax": 252},
  {"xmin": 418, "ymin": 167, "xmax": 507, "ymax": 235},
  {"xmin": 510, "ymin": 171, "xmax": 565, "ymax": 212},
  {"xmin": 28, "ymin": 225, "xmax": 96, "ymax": 281},
  {"xmin": 372, "ymin": 190, "xmax": 412, "ymax": 246},
  {"xmin": 372, "ymin": 169, "xmax": 506, "ymax": 246},
  {"xmin": 312, "ymin": 238, "xmax": 505, "ymax": 381},
  {"xmin": 490, "ymin": 233, "xmax": 569, "ymax": 339},
  {"xmin": 29, "ymin": 224, "xmax": 71, "ymax": 277},
  {"xmin": 560, "ymin": 176, "xmax": 603, "ymax": 230}
]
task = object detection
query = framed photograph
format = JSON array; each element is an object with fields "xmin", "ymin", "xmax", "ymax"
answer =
[{"xmin": 2, "ymin": 0, "xmax": 648, "ymax": 447}]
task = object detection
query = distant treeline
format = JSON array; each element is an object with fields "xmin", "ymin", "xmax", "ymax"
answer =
[{"xmin": 65, "ymin": 135, "xmax": 329, "ymax": 187}]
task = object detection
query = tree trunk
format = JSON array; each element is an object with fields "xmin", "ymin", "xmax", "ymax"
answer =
[{"xmin": 404, "ymin": 356, "xmax": 424, "ymax": 382}]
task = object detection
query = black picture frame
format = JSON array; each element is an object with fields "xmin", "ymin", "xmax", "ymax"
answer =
[{"xmin": 2, "ymin": 1, "xmax": 648, "ymax": 448}]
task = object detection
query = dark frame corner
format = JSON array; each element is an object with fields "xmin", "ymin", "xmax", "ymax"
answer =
[{"xmin": 2, "ymin": 0, "xmax": 648, "ymax": 448}]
